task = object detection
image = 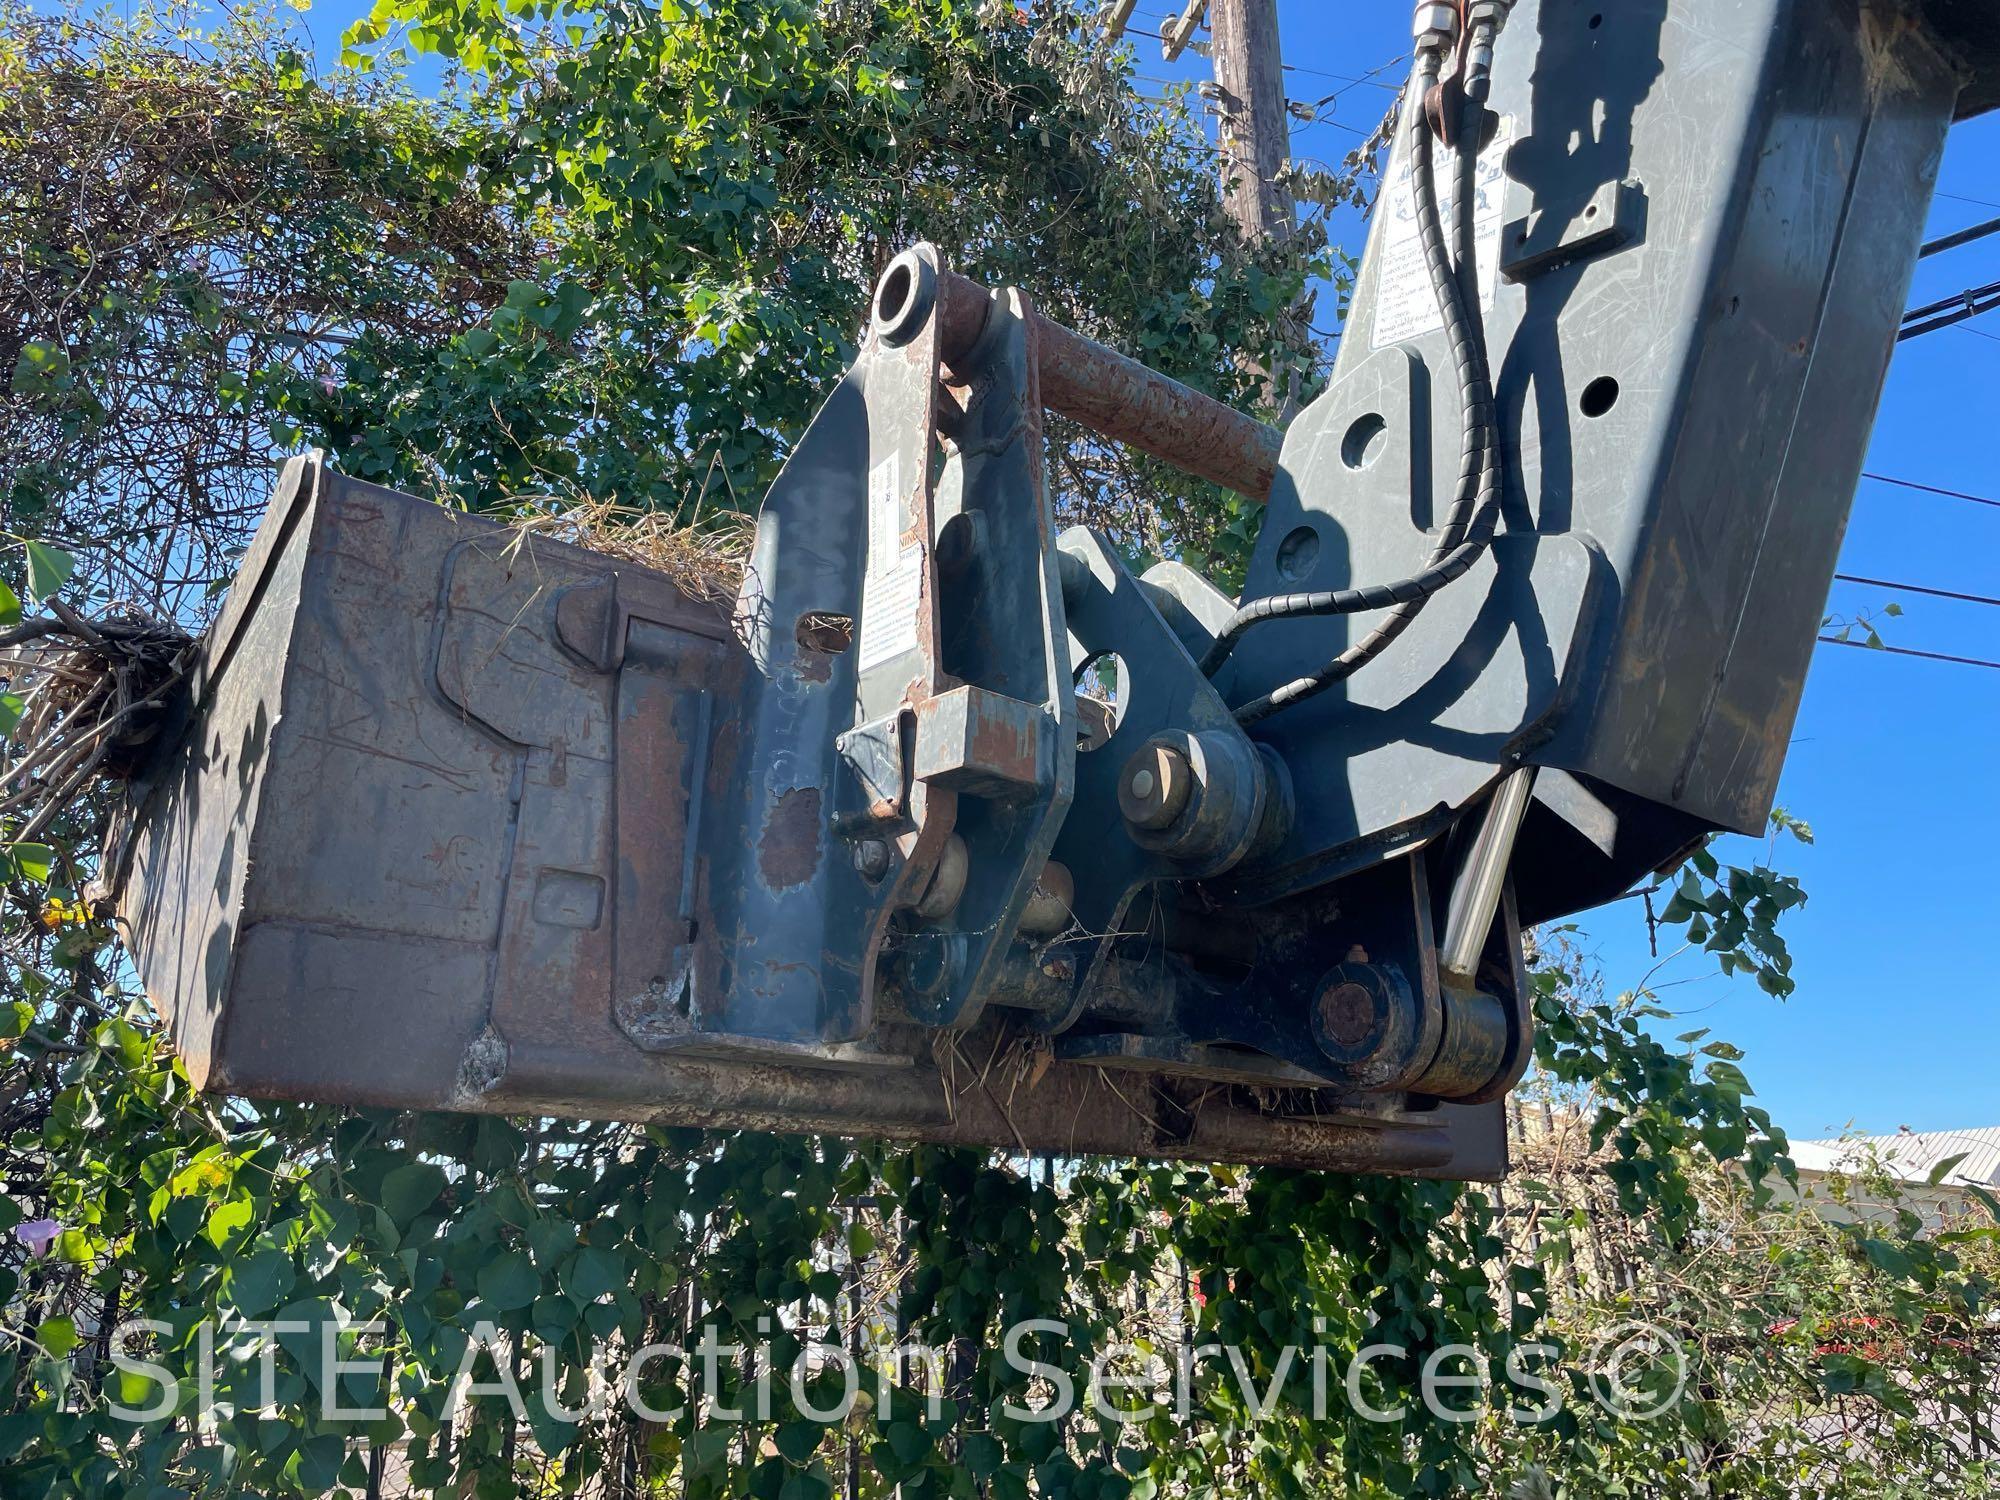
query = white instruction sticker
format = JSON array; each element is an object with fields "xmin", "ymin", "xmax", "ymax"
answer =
[
  {"xmin": 1371, "ymin": 118, "xmax": 1513, "ymax": 351},
  {"xmin": 858, "ymin": 454, "xmax": 923, "ymax": 672}
]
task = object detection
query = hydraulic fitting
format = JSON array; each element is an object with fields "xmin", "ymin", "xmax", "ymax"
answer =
[
  {"xmin": 1412, "ymin": 2, "xmax": 1458, "ymax": 53},
  {"xmin": 1465, "ymin": 0, "xmax": 1518, "ymax": 100}
]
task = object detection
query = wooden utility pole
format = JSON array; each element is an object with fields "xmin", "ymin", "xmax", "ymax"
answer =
[{"xmin": 1208, "ymin": 0, "xmax": 1294, "ymax": 247}]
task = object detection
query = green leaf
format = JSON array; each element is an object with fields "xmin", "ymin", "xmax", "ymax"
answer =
[
  {"xmin": 0, "ymin": 579, "xmax": 18, "ymax": 628},
  {"xmin": 526, "ymin": 1396, "xmax": 579, "ymax": 1457},
  {"xmin": 380, "ymin": 1161, "xmax": 448, "ymax": 1227},
  {"xmin": 807, "ymin": 1268, "xmax": 843, "ymax": 1304},
  {"xmin": 558, "ymin": 1245, "xmax": 624, "ymax": 1303},
  {"xmin": 0, "ymin": 693, "xmax": 24, "ymax": 740},
  {"xmin": 1927, "ymin": 1151, "xmax": 1970, "ymax": 1187},
  {"xmin": 477, "ymin": 1250, "xmax": 541, "ymax": 1311},
  {"xmin": 962, "ymin": 1431, "xmax": 1004, "ymax": 1477},
  {"xmin": 295, "ymin": 1432, "xmax": 345, "ymax": 1490},
  {"xmin": 885, "ymin": 1420, "xmax": 931, "ymax": 1464},
  {"xmin": 207, "ymin": 1195, "xmax": 256, "ymax": 1252},
  {"xmin": 38, "ymin": 1316, "xmax": 78, "ymax": 1358},
  {"xmin": 228, "ymin": 1247, "xmax": 297, "ymax": 1319},
  {"xmin": 1858, "ymin": 1237, "xmax": 1917, "ymax": 1279},
  {"xmin": 22, "ymin": 541, "xmax": 74, "ymax": 603},
  {"xmin": 526, "ymin": 1216, "xmax": 577, "ymax": 1266},
  {"xmin": 780, "ymin": 1472, "xmax": 833, "ymax": 1500},
  {"xmin": 775, "ymin": 1419, "xmax": 823, "ymax": 1464},
  {"xmin": 5, "ymin": 844, "xmax": 53, "ymax": 883},
  {"xmin": 1704, "ymin": 1060, "xmax": 1752, "ymax": 1096},
  {"xmin": 11, "ymin": 340, "xmax": 71, "ymax": 393}
]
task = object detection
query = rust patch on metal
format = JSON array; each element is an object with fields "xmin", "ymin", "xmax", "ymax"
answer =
[
  {"xmin": 705, "ymin": 717, "xmax": 742, "ymax": 801},
  {"xmin": 758, "ymin": 787, "xmax": 823, "ymax": 889},
  {"xmin": 968, "ymin": 704, "xmax": 1039, "ymax": 785},
  {"xmin": 933, "ymin": 267, "xmax": 1281, "ymax": 501}
]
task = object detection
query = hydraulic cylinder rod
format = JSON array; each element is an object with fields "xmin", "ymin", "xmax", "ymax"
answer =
[{"xmin": 934, "ymin": 267, "xmax": 1282, "ymax": 502}]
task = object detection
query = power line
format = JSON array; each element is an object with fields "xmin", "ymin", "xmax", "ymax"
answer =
[
  {"xmin": 1284, "ymin": 56, "xmax": 1403, "ymax": 89},
  {"xmin": 1920, "ymin": 215, "xmax": 2000, "ymax": 258},
  {"xmin": 1905, "ymin": 278, "xmax": 2000, "ymax": 322},
  {"xmin": 1291, "ymin": 112, "xmax": 1367, "ymax": 137},
  {"xmin": 1860, "ymin": 471, "xmax": 2000, "ymax": 510},
  {"xmin": 1895, "ymin": 209, "xmax": 2000, "ymax": 335},
  {"xmin": 1832, "ymin": 572, "xmax": 2000, "ymax": 609},
  {"xmin": 1292, "ymin": 52, "xmax": 1407, "ymax": 95},
  {"xmin": 1900, "ymin": 279, "xmax": 2000, "ymax": 340},
  {"xmin": 1936, "ymin": 189, "xmax": 2000, "ymax": 212},
  {"xmin": 1132, "ymin": 10, "xmax": 1404, "ymax": 89},
  {"xmin": 1817, "ymin": 636, "xmax": 2000, "ymax": 672}
]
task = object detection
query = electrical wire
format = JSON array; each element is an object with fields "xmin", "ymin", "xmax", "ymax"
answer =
[
  {"xmin": 1816, "ymin": 637, "xmax": 2000, "ymax": 671},
  {"xmin": 1904, "ymin": 279, "xmax": 2000, "ymax": 321},
  {"xmin": 1936, "ymin": 189, "xmax": 2000, "ymax": 212},
  {"xmin": 1130, "ymin": 10, "xmax": 1406, "ymax": 89},
  {"xmin": 1284, "ymin": 55, "xmax": 1406, "ymax": 90},
  {"xmin": 1832, "ymin": 572, "xmax": 2000, "ymax": 609},
  {"xmin": 1861, "ymin": 472, "xmax": 2000, "ymax": 510},
  {"xmin": 1899, "ymin": 278, "xmax": 2000, "ymax": 340},
  {"xmin": 1919, "ymin": 216, "xmax": 2000, "ymax": 258}
]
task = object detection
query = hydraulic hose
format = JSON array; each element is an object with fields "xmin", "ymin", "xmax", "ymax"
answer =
[{"xmin": 1203, "ymin": 37, "xmax": 1507, "ymax": 726}]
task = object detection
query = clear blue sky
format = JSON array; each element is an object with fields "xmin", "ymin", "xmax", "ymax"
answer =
[{"xmin": 281, "ymin": 0, "xmax": 1998, "ymax": 1140}]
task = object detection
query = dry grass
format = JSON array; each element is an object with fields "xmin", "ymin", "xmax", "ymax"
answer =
[
  {"xmin": 504, "ymin": 497, "xmax": 756, "ymax": 604},
  {"xmin": 0, "ymin": 604, "xmax": 194, "ymax": 840}
]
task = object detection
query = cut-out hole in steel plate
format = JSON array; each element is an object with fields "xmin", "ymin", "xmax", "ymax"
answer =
[{"xmin": 795, "ymin": 612, "xmax": 855, "ymax": 655}]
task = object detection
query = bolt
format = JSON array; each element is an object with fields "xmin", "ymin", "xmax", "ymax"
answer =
[
  {"xmin": 851, "ymin": 839, "xmax": 891, "ymax": 881},
  {"xmin": 1316, "ymin": 981, "xmax": 1378, "ymax": 1049},
  {"xmin": 1118, "ymin": 742, "xmax": 1192, "ymax": 831}
]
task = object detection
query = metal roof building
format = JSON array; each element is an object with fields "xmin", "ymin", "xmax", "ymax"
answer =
[{"xmin": 1789, "ymin": 1127, "xmax": 2000, "ymax": 1190}]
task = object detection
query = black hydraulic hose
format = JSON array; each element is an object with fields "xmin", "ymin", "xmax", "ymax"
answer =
[
  {"xmin": 1301, "ymin": 68, "xmax": 1506, "ymax": 668},
  {"xmin": 1283, "ymin": 63, "xmax": 1503, "ymax": 686},
  {"xmin": 1201, "ymin": 50, "xmax": 1505, "ymax": 724}
]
